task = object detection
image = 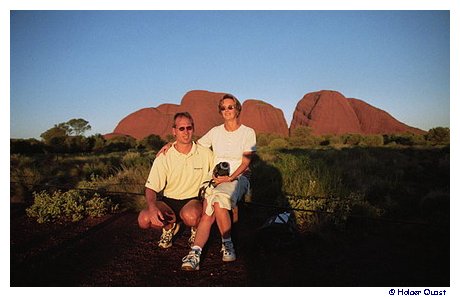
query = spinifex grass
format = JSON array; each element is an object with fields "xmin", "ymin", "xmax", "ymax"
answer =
[{"xmin": 12, "ymin": 146, "xmax": 449, "ymax": 232}]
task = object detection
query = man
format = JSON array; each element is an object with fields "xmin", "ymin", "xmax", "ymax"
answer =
[{"xmin": 137, "ymin": 112, "xmax": 213, "ymax": 249}]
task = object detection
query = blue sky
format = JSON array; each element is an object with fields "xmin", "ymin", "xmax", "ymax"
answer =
[{"xmin": 10, "ymin": 10, "xmax": 450, "ymax": 139}]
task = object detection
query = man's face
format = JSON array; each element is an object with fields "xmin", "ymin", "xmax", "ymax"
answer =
[{"xmin": 173, "ymin": 116, "xmax": 194, "ymax": 145}]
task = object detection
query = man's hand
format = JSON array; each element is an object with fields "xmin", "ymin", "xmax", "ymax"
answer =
[{"xmin": 147, "ymin": 207, "xmax": 165, "ymax": 227}]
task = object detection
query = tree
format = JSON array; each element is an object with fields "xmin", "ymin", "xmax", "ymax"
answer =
[
  {"xmin": 426, "ymin": 127, "xmax": 449, "ymax": 145},
  {"xmin": 40, "ymin": 118, "xmax": 92, "ymax": 153},
  {"xmin": 138, "ymin": 134, "xmax": 166, "ymax": 151},
  {"xmin": 10, "ymin": 138, "xmax": 46, "ymax": 154},
  {"xmin": 67, "ymin": 118, "xmax": 91, "ymax": 136},
  {"xmin": 105, "ymin": 135, "xmax": 136, "ymax": 152},
  {"xmin": 40, "ymin": 126, "xmax": 68, "ymax": 145}
]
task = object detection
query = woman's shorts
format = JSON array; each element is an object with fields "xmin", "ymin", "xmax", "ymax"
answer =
[{"xmin": 204, "ymin": 175, "xmax": 250, "ymax": 216}]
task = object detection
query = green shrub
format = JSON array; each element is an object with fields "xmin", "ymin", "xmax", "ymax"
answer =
[
  {"xmin": 137, "ymin": 134, "xmax": 166, "ymax": 151},
  {"xmin": 426, "ymin": 127, "xmax": 449, "ymax": 145},
  {"xmin": 121, "ymin": 151, "xmax": 151, "ymax": 168},
  {"xmin": 342, "ymin": 134, "xmax": 363, "ymax": 146},
  {"xmin": 268, "ymin": 138, "xmax": 289, "ymax": 149},
  {"xmin": 361, "ymin": 135, "xmax": 384, "ymax": 147},
  {"xmin": 289, "ymin": 126, "xmax": 321, "ymax": 147},
  {"xmin": 26, "ymin": 189, "xmax": 118, "ymax": 223}
]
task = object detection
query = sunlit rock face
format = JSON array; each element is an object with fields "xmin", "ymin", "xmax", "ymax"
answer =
[{"xmin": 290, "ymin": 90, "xmax": 425, "ymax": 135}]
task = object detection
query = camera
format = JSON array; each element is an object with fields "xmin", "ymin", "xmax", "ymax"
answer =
[{"xmin": 213, "ymin": 162, "xmax": 230, "ymax": 177}]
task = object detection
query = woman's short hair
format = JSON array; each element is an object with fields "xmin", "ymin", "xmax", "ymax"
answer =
[{"xmin": 219, "ymin": 93, "xmax": 242, "ymax": 117}]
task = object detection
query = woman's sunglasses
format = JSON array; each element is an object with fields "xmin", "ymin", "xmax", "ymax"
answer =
[
  {"xmin": 176, "ymin": 126, "xmax": 193, "ymax": 131},
  {"xmin": 219, "ymin": 105, "xmax": 236, "ymax": 111}
]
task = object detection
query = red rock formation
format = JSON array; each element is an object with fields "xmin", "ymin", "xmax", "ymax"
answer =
[
  {"xmin": 106, "ymin": 90, "xmax": 225, "ymax": 140},
  {"xmin": 156, "ymin": 103, "xmax": 179, "ymax": 115},
  {"xmin": 105, "ymin": 90, "xmax": 290, "ymax": 140},
  {"xmin": 290, "ymin": 90, "xmax": 425, "ymax": 135},
  {"xmin": 348, "ymin": 98, "xmax": 425, "ymax": 135},
  {"xmin": 290, "ymin": 91, "xmax": 361, "ymax": 135},
  {"xmin": 109, "ymin": 108, "xmax": 174, "ymax": 140},
  {"xmin": 179, "ymin": 90, "xmax": 225, "ymax": 137},
  {"xmin": 106, "ymin": 89, "xmax": 425, "ymax": 141},
  {"xmin": 240, "ymin": 100, "xmax": 289, "ymax": 137}
]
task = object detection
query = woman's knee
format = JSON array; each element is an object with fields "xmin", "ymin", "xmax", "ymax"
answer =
[
  {"xmin": 213, "ymin": 203, "xmax": 229, "ymax": 215},
  {"xmin": 200, "ymin": 214, "xmax": 215, "ymax": 226}
]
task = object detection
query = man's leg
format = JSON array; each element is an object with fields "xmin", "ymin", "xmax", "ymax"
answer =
[
  {"xmin": 138, "ymin": 201, "xmax": 179, "ymax": 249},
  {"xmin": 179, "ymin": 199, "xmax": 202, "ymax": 228},
  {"xmin": 137, "ymin": 201, "xmax": 176, "ymax": 230}
]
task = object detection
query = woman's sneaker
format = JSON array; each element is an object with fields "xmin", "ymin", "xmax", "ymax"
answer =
[
  {"xmin": 188, "ymin": 227, "xmax": 197, "ymax": 248},
  {"xmin": 181, "ymin": 249, "xmax": 201, "ymax": 271},
  {"xmin": 221, "ymin": 240, "xmax": 236, "ymax": 262},
  {"xmin": 158, "ymin": 223, "xmax": 180, "ymax": 249}
]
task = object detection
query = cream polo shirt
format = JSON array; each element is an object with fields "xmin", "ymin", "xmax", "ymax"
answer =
[{"xmin": 145, "ymin": 142, "xmax": 213, "ymax": 200}]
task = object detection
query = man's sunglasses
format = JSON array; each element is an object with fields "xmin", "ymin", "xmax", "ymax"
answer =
[
  {"xmin": 219, "ymin": 105, "xmax": 236, "ymax": 111},
  {"xmin": 176, "ymin": 125, "xmax": 193, "ymax": 131}
]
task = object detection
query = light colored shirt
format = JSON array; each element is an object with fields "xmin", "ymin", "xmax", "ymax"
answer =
[
  {"xmin": 198, "ymin": 124, "xmax": 256, "ymax": 176},
  {"xmin": 145, "ymin": 142, "xmax": 213, "ymax": 199}
]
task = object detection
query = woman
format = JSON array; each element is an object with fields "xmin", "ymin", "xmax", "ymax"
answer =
[{"xmin": 180, "ymin": 93, "xmax": 256, "ymax": 271}]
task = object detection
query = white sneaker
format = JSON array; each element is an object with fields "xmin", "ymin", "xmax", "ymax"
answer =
[
  {"xmin": 221, "ymin": 240, "xmax": 236, "ymax": 262},
  {"xmin": 158, "ymin": 223, "xmax": 180, "ymax": 249},
  {"xmin": 181, "ymin": 249, "xmax": 201, "ymax": 271}
]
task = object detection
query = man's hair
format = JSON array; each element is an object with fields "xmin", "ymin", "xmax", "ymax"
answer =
[
  {"xmin": 219, "ymin": 93, "xmax": 242, "ymax": 117},
  {"xmin": 172, "ymin": 112, "xmax": 194, "ymax": 128}
]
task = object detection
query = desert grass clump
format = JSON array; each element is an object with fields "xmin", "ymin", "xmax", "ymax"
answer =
[
  {"xmin": 78, "ymin": 164, "xmax": 150, "ymax": 211},
  {"xmin": 26, "ymin": 189, "xmax": 118, "ymax": 223},
  {"xmin": 121, "ymin": 151, "xmax": 152, "ymax": 168}
]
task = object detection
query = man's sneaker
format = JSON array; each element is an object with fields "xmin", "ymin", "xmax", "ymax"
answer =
[
  {"xmin": 158, "ymin": 223, "xmax": 180, "ymax": 249},
  {"xmin": 181, "ymin": 249, "xmax": 201, "ymax": 271},
  {"xmin": 188, "ymin": 227, "xmax": 197, "ymax": 248},
  {"xmin": 221, "ymin": 240, "xmax": 236, "ymax": 262}
]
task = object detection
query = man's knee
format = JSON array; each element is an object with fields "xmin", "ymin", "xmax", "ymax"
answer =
[
  {"xmin": 180, "ymin": 209, "xmax": 201, "ymax": 227},
  {"xmin": 138, "ymin": 211, "xmax": 150, "ymax": 229},
  {"xmin": 180, "ymin": 200, "xmax": 202, "ymax": 226}
]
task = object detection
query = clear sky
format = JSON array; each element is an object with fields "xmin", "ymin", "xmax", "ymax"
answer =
[{"xmin": 9, "ymin": 9, "xmax": 450, "ymax": 139}]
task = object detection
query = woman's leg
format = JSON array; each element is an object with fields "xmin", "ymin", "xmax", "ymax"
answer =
[
  {"xmin": 213, "ymin": 202, "xmax": 232, "ymax": 239},
  {"xmin": 193, "ymin": 199, "xmax": 215, "ymax": 248}
]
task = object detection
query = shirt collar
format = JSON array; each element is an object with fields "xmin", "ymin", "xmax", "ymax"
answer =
[{"xmin": 171, "ymin": 141, "xmax": 197, "ymax": 157}]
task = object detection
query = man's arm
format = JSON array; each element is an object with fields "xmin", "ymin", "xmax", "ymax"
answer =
[{"xmin": 145, "ymin": 187, "xmax": 165, "ymax": 227}]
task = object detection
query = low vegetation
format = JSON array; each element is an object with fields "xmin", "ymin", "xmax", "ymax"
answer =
[
  {"xmin": 11, "ymin": 120, "xmax": 449, "ymax": 233},
  {"xmin": 25, "ymin": 189, "xmax": 118, "ymax": 223}
]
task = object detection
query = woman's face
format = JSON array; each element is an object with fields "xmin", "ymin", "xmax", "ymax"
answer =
[{"xmin": 220, "ymin": 98, "xmax": 238, "ymax": 121}]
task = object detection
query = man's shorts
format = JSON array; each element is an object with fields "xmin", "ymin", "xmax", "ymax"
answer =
[{"xmin": 159, "ymin": 196, "xmax": 200, "ymax": 222}]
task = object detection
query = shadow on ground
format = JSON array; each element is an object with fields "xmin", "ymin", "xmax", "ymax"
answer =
[{"xmin": 11, "ymin": 202, "xmax": 449, "ymax": 287}]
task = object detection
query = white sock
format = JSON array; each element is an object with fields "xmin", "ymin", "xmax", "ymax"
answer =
[
  {"xmin": 222, "ymin": 237, "xmax": 232, "ymax": 243},
  {"xmin": 191, "ymin": 245, "xmax": 202, "ymax": 253}
]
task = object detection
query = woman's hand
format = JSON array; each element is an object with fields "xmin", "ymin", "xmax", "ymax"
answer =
[
  {"xmin": 156, "ymin": 142, "xmax": 173, "ymax": 157},
  {"xmin": 213, "ymin": 175, "xmax": 233, "ymax": 186}
]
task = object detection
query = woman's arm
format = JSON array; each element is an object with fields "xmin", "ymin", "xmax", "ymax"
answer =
[{"xmin": 213, "ymin": 151, "xmax": 254, "ymax": 185}]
